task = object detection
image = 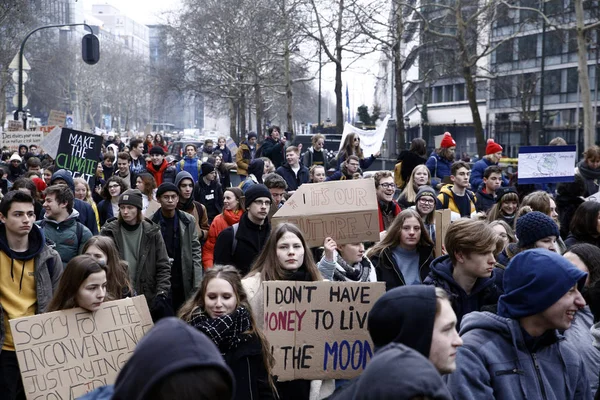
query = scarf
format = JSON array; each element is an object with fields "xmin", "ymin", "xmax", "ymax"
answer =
[
  {"xmin": 189, "ymin": 306, "xmax": 252, "ymax": 354},
  {"xmin": 333, "ymin": 254, "xmax": 372, "ymax": 282},
  {"xmin": 178, "ymin": 195, "xmax": 195, "ymax": 214},
  {"xmin": 578, "ymin": 161, "xmax": 600, "ymax": 180},
  {"xmin": 283, "ymin": 265, "xmax": 312, "ymax": 282}
]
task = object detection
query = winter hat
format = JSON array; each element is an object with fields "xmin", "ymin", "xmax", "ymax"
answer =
[
  {"xmin": 166, "ymin": 155, "xmax": 176, "ymax": 164},
  {"xmin": 495, "ymin": 186, "xmax": 518, "ymax": 203},
  {"xmin": 200, "ymin": 162, "xmax": 215, "ymax": 176},
  {"xmin": 175, "ymin": 171, "xmax": 193, "ymax": 188},
  {"xmin": 515, "ymin": 211, "xmax": 559, "ymax": 248},
  {"xmin": 119, "ymin": 189, "xmax": 143, "ymax": 210},
  {"xmin": 415, "ymin": 186, "xmax": 436, "ymax": 203},
  {"xmin": 149, "ymin": 146, "xmax": 165, "ymax": 156},
  {"xmin": 244, "ymin": 184, "xmax": 272, "ymax": 206},
  {"xmin": 247, "ymin": 132, "xmax": 257, "ymax": 140},
  {"xmin": 31, "ymin": 177, "xmax": 47, "ymax": 194},
  {"xmin": 9, "ymin": 153, "xmax": 21, "ymax": 162},
  {"xmin": 156, "ymin": 182, "xmax": 179, "ymax": 198},
  {"xmin": 440, "ymin": 132, "xmax": 456, "ymax": 148},
  {"xmin": 498, "ymin": 249, "xmax": 587, "ymax": 319},
  {"xmin": 485, "ymin": 139, "xmax": 503, "ymax": 155}
]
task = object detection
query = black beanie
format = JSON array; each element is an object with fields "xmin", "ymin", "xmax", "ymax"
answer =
[
  {"xmin": 244, "ymin": 184, "xmax": 272, "ymax": 206},
  {"xmin": 119, "ymin": 189, "xmax": 143, "ymax": 210},
  {"xmin": 201, "ymin": 162, "xmax": 215, "ymax": 176},
  {"xmin": 516, "ymin": 211, "xmax": 560, "ymax": 248},
  {"xmin": 156, "ymin": 182, "xmax": 179, "ymax": 198},
  {"xmin": 149, "ymin": 146, "xmax": 165, "ymax": 156}
]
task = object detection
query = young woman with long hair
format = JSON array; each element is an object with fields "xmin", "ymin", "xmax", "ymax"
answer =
[
  {"xmin": 203, "ymin": 188, "xmax": 245, "ymax": 269},
  {"xmin": 565, "ymin": 202, "xmax": 600, "ymax": 248},
  {"xmin": 47, "ymin": 255, "xmax": 109, "ymax": 312},
  {"xmin": 98, "ymin": 176, "xmax": 127, "ymax": 226},
  {"xmin": 367, "ymin": 209, "xmax": 435, "ymax": 291},
  {"xmin": 82, "ymin": 235, "xmax": 134, "ymax": 299},
  {"xmin": 486, "ymin": 187, "xmax": 520, "ymax": 229},
  {"xmin": 74, "ymin": 177, "xmax": 100, "ymax": 231},
  {"xmin": 153, "ymin": 133, "xmax": 168, "ymax": 153},
  {"xmin": 397, "ymin": 164, "xmax": 431, "ymax": 208},
  {"xmin": 209, "ymin": 152, "xmax": 232, "ymax": 190},
  {"xmin": 179, "ymin": 265, "xmax": 276, "ymax": 400},
  {"xmin": 336, "ymin": 132, "xmax": 379, "ymax": 171},
  {"xmin": 136, "ymin": 172, "xmax": 160, "ymax": 216}
]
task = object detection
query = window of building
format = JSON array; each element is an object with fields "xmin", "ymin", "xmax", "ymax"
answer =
[
  {"xmin": 434, "ymin": 86, "xmax": 443, "ymax": 103},
  {"xmin": 495, "ymin": 39, "xmax": 514, "ymax": 63},
  {"xmin": 496, "ymin": 3, "xmax": 512, "ymax": 28},
  {"xmin": 544, "ymin": 30, "xmax": 564, "ymax": 56},
  {"xmin": 545, "ymin": 69, "xmax": 562, "ymax": 94},
  {"xmin": 518, "ymin": 35, "xmax": 538, "ymax": 60},
  {"xmin": 519, "ymin": 0, "xmax": 539, "ymax": 23},
  {"xmin": 544, "ymin": 0, "xmax": 564, "ymax": 15},
  {"xmin": 456, "ymin": 84, "xmax": 465, "ymax": 101},
  {"xmin": 567, "ymin": 68, "xmax": 578, "ymax": 93},
  {"xmin": 494, "ymin": 77, "xmax": 513, "ymax": 100},
  {"xmin": 445, "ymin": 85, "xmax": 454, "ymax": 102}
]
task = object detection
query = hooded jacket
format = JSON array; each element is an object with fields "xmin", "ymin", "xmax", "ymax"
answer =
[
  {"xmin": 100, "ymin": 218, "xmax": 171, "ymax": 308},
  {"xmin": 38, "ymin": 209, "xmax": 93, "ymax": 264},
  {"xmin": 475, "ymin": 186, "xmax": 495, "ymax": 213},
  {"xmin": 276, "ymin": 163, "xmax": 309, "ymax": 191},
  {"xmin": 193, "ymin": 177, "xmax": 223, "ymax": 223},
  {"xmin": 0, "ymin": 224, "xmax": 63, "ymax": 353},
  {"xmin": 445, "ymin": 311, "xmax": 590, "ymax": 400},
  {"xmin": 369, "ymin": 245, "xmax": 434, "ymax": 291},
  {"xmin": 202, "ymin": 209, "xmax": 243, "ymax": 268},
  {"xmin": 424, "ymin": 255, "xmax": 502, "ymax": 327},
  {"xmin": 50, "ymin": 169, "xmax": 98, "ymax": 235}
]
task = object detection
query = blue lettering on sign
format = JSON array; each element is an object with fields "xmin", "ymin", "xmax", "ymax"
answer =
[{"xmin": 323, "ymin": 340, "xmax": 373, "ymax": 371}]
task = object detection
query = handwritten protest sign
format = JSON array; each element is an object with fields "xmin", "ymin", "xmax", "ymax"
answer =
[
  {"xmin": 48, "ymin": 110, "xmax": 67, "ymax": 127},
  {"xmin": 55, "ymin": 128, "xmax": 103, "ymax": 188},
  {"xmin": 272, "ymin": 179, "xmax": 379, "ymax": 247},
  {"xmin": 10, "ymin": 296, "xmax": 153, "ymax": 400},
  {"xmin": 517, "ymin": 145, "xmax": 576, "ymax": 184},
  {"xmin": 8, "ymin": 120, "xmax": 23, "ymax": 132},
  {"xmin": 263, "ymin": 281, "xmax": 385, "ymax": 381},
  {"xmin": 1, "ymin": 130, "xmax": 43, "ymax": 151}
]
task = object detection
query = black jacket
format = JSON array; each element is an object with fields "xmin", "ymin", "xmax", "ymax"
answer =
[
  {"xmin": 556, "ymin": 194, "xmax": 585, "ymax": 240},
  {"xmin": 193, "ymin": 178, "xmax": 223, "ymax": 223},
  {"xmin": 224, "ymin": 335, "xmax": 275, "ymax": 400},
  {"xmin": 261, "ymin": 137, "xmax": 286, "ymax": 168},
  {"xmin": 475, "ymin": 187, "xmax": 495, "ymax": 213},
  {"xmin": 214, "ymin": 213, "xmax": 270, "ymax": 276},
  {"xmin": 396, "ymin": 150, "xmax": 427, "ymax": 188},
  {"xmin": 276, "ymin": 163, "xmax": 309, "ymax": 191},
  {"xmin": 369, "ymin": 245, "xmax": 434, "ymax": 291},
  {"xmin": 97, "ymin": 200, "xmax": 115, "ymax": 227}
]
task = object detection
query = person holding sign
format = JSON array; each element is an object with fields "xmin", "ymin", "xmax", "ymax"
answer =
[
  {"xmin": 367, "ymin": 209, "xmax": 435, "ymax": 291},
  {"xmin": 47, "ymin": 255, "xmax": 108, "ymax": 312},
  {"xmin": 180, "ymin": 265, "xmax": 276, "ymax": 400},
  {"xmin": 0, "ymin": 191, "xmax": 63, "ymax": 400},
  {"xmin": 82, "ymin": 236, "xmax": 134, "ymax": 299},
  {"xmin": 318, "ymin": 238, "xmax": 376, "ymax": 282}
]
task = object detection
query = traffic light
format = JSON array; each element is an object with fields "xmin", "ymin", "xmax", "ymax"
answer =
[{"xmin": 82, "ymin": 34, "xmax": 100, "ymax": 65}]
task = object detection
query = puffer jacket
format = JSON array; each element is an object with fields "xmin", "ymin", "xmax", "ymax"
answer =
[
  {"xmin": 446, "ymin": 311, "xmax": 590, "ymax": 400},
  {"xmin": 38, "ymin": 209, "xmax": 93, "ymax": 264},
  {"xmin": 369, "ymin": 245, "xmax": 434, "ymax": 291},
  {"xmin": 235, "ymin": 141, "xmax": 258, "ymax": 176},
  {"xmin": 202, "ymin": 209, "xmax": 243, "ymax": 268},
  {"xmin": 436, "ymin": 184, "xmax": 477, "ymax": 220},
  {"xmin": 0, "ymin": 224, "xmax": 63, "ymax": 353},
  {"xmin": 426, "ymin": 151, "xmax": 453, "ymax": 188},
  {"xmin": 100, "ymin": 218, "xmax": 171, "ymax": 308}
]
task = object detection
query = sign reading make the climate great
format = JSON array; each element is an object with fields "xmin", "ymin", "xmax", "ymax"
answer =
[{"xmin": 55, "ymin": 128, "xmax": 102, "ymax": 187}]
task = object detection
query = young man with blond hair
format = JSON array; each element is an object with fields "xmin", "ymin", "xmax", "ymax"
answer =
[{"xmin": 276, "ymin": 146, "xmax": 309, "ymax": 191}]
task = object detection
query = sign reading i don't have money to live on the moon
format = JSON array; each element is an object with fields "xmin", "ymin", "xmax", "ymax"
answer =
[{"xmin": 55, "ymin": 128, "xmax": 103, "ymax": 189}]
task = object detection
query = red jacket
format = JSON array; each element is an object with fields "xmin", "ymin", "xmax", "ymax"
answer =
[
  {"xmin": 202, "ymin": 209, "xmax": 243, "ymax": 268},
  {"xmin": 146, "ymin": 160, "xmax": 169, "ymax": 187}
]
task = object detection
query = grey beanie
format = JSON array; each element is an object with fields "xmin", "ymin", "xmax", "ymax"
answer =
[
  {"xmin": 415, "ymin": 185, "xmax": 436, "ymax": 202},
  {"xmin": 119, "ymin": 189, "xmax": 143, "ymax": 210}
]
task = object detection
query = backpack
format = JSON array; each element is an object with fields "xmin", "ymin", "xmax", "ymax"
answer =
[
  {"xmin": 179, "ymin": 159, "xmax": 202, "ymax": 177},
  {"xmin": 231, "ymin": 223, "xmax": 239, "ymax": 253},
  {"xmin": 39, "ymin": 220, "xmax": 84, "ymax": 276}
]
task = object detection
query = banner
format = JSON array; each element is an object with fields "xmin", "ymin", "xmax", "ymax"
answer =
[
  {"xmin": 55, "ymin": 128, "xmax": 103, "ymax": 189},
  {"xmin": 8, "ymin": 120, "xmax": 23, "ymax": 132},
  {"xmin": 48, "ymin": 110, "xmax": 67, "ymax": 127},
  {"xmin": 272, "ymin": 179, "xmax": 379, "ymax": 247},
  {"xmin": 517, "ymin": 145, "xmax": 576, "ymax": 184},
  {"xmin": 339, "ymin": 115, "xmax": 389, "ymax": 158},
  {"xmin": 263, "ymin": 281, "xmax": 385, "ymax": 381},
  {"xmin": 1, "ymin": 130, "xmax": 43, "ymax": 152},
  {"xmin": 10, "ymin": 296, "xmax": 153, "ymax": 400}
]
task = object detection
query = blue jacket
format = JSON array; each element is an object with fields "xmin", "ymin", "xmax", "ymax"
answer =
[
  {"xmin": 423, "ymin": 255, "xmax": 502, "ymax": 327},
  {"xmin": 446, "ymin": 311, "xmax": 591, "ymax": 400},
  {"xmin": 276, "ymin": 163, "xmax": 309, "ymax": 191},
  {"xmin": 426, "ymin": 151, "xmax": 453, "ymax": 188},
  {"xmin": 470, "ymin": 158, "xmax": 509, "ymax": 190},
  {"xmin": 176, "ymin": 156, "xmax": 202, "ymax": 182},
  {"xmin": 50, "ymin": 169, "xmax": 99, "ymax": 235}
]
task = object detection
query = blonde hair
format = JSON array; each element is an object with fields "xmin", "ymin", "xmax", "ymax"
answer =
[
  {"xmin": 444, "ymin": 219, "xmax": 503, "ymax": 264},
  {"xmin": 73, "ymin": 177, "xmax": 94, "ymax": 206},
  {"xmin": 399, "ymin": 165, "xmax": 431, "ymax": 203}
]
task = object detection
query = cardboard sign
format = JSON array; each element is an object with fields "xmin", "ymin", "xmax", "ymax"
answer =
[
  {"xmin": 434, "ymin": 209, "xmax": 451, "ymax": 257},
  {"xmin": 263, "ymin": 281, "xmax": 385, "ymax": 381},
  {"xmin": 272, "ymin": 179, "xmax": 379, "ymax": 247},
  {"xmin": 1, "ymin": 130, "xmax": 43, "ymax": 151},
  {"xmin": 39, "ymin": 126, "xmax": 62, "ymax": 159},
  {"xmin": 517, "ymin": 145, "xmax": 576, "ymax": 184},
  {"xmin": 10, "ymin": 296, "xmax": 153, "ymax": 400},
  {"xmin": 48, "ymin": 110, "xmax": 67, "ymax": 127},
  {"xmin": 8, "ymin": 120, "xmax": 23, "ymax": 132},
  {"xmin": 55, "ymin": 128, "xmax": 103, "ymax": 189}
]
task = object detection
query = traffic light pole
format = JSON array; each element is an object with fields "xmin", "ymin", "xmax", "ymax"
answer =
[{"xmin": 13, "ymin": 23, "xmax": 95, "ymax": 128}]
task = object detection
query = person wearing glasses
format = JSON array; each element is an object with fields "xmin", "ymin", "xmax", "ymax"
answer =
[
  {"xmin": 374, "ymin": 171, "xmax": 402, "ymax": 232},
  {"xmin": 97, "ymin": 176, "xmax": 127, "ymax": 226},
  {"xmin": 413, "ymin": 186, "xmax": 437, "ymax": 243},
  {"xmin": 326, "ymin": 155, "xmax": 362, "ymax": 181},
  {"xmin": 336, "ymin": 132, "xmax": 380, "ymax": 171},
  {"xmin": 214, "ymin": 185, "xmax": 272, "ymax": 276}
]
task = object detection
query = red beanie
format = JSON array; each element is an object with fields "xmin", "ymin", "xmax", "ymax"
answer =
[
  {"xmin": 486, "ymin": 139, "xmax": 503, "ymax": 155},
  {"xmin": 440, "ymin": 132, "xmax": 456, "ymax": 148},
  {"xmin": 31, "ymin": 177, "xmax": 47, "ymax": 193}
]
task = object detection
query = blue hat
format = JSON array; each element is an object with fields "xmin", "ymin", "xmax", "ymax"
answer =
[
  {"xmin": 516, "ymin": 211, "xmax": 559, "ymax": 248},
  {"xmin": 498, "ymin": 249, "xmax": 587, "ymax": 319}
]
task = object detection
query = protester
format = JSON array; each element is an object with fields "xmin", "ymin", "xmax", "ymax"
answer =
[
  {"xmin": 217, "ymin": 136, "xmax": 233, "ymax": 163},
  {"xmin": 367, "ymin": 209, "xmax": 434, "ymax": 290},
  {"xmin": 214, "ymin": 184, "xmax": 271, "ymax": 275},
  {"xmin": 74, "ymin": 177, "xmax": 100, "ymax": 231},
  {"xmin": 445, "ymin": 249, "xmax": 590, "ymax": 399},
  {"xmin": 263, "ymin": 173, "xmax": 287, "ymax": 218},
  {"xmin": 47, "ymin": 254, "xmax": 108, "ymax": 312},
  {"xmin": 201, "ymin": 139, "xmax": 215, "ymax": 162},
  {"xmin": 488, "ymin": 220, "xmax": 516, "ymax": 250},
  {"xmin": 80, "ymin": 318, "xmax": 235, "ymax": 400},
  {"xmin": 101, "ymin": 152, "xmax": 115, "ymax": 180},
  {"xmin": 194, "ymin": 162, "xmax": 223, "ymax": 225},
  {"xmin": 260, "ymin": 127, "xmax": 285, "ymax": 169},
  {"xmin": 128, "ymin": 138, "xmax": 147, "ymax": 178},
  {"xmin": 437, "ymin": 161, "xmax": 477, "ymax": 219},
  {"xmin": 203, "ymin": 187, "xmax": 244, "ymax": 269},
  {"xmin": 520, "ymin": 190, "xmax": 565, "ymax": 253},
  {"xmin": 240, "ymin": 158, "xmax": 264, "ymax": 192},
  {"xmin": 276, "ymin": 146, "xmax": 309, "ymax": 191},
  {"xmin": 374, "ymin": 171, "xmax": 401, "ymax": 232},
  {"xmin": 395, "ymin": 137, "xmax": 427, "ymax": 190},
  {"xmin": 318, "ymin": 237, "xmax": 377, "ymax": 282},
  {"xmin": 143, "ymin": 133, "xmax": 154, "ymax": 154},
  {"xmin": 470, "ymin": 139, "xmax": 507, "ymax": 190},
  {"xmin": 98, "ymin": 176, "xmax": 127, "ymax": 226},
  {"xmin": 177, "ymin": 144, "xmax": 203, "ymax": 183},
  {"xmin": 475, "ymin": 166, "xmax": 503, "ymax": 213},
  {"xmin": 576, "ymin": 145, "xmax": 600, "ymax": 197},
  {"xmin": 326, "ymin": 155, "xmax": 361, "ymax": 181},
  {"xmin": 43, "ymin": 165, "xmax": 54, "ymax": 186},
  {"xmin": 83, "ymin": 235, "xmax": 134, "ymax": 299},
  {"xmin": 147, "ymin": 146, "xmax": 175, "ymax": 186},
  {"xmin": 175, "ymin": 171, "xmax": 209, "ymax": 240},
  {"xmin": 309, "ymin": 165, "xmax": 326, "ymax": 183},
  {"xmin": 208, "ymin": 151, "xmax": 232, "ymax": 189},
  {"xmin": 242, "ymin": 223, "xmax": 333, "ymax": 399},
  {"xmin": 115, "ymin": 151, "xmax": 133, "ymax": 189},
  {"xmin": 0, "ymin": 191, "xmax": 63, "ymax": 399},
  {"xmin": 303, "ymin": 133, "xmax": 328, "ymax": 168},
  {"xmin": 135, "ymin": 172, "xmax": 160, "ymax": 217},
  {"xmin": 486, "ymin": 186, "xmax": 519, "ymax": 229},
  {"xmin": 424, "ymin": 219, "xmax": 503, "ymax": 327},
  {"xmin": 565, "ymin": 202, "xmax": 600, "ymax": 248},
  {"xmin": 180, "ymin": 265, "xmax": 276, "ymax": 400},
  {"xmin": 40, "ymin": 184, "xmax": 93, "ymax": 264},
  {"xmin": 236, "ymin": 132, "xmax": 259, "ymax": 178},
  {"xmin": 261, "ymin": 157, "xmax": 275, "ymax": 174},
  {"xmin": 563, "ymin": 244, "xmax": 600, "ymax": 394},
  {"xmin": 556, "ymin": 175, "xmax": 586, "ymax": 240},
  {"xmin": 336, "ymin": 132, "xmax": 379, "ymax": 171},
  {"xmin": 153, "ymin": 133, "xmax": 169, "ymax": 153},
  {"xmin": 414, "ymin": 185, "xmax": 437, "ymax": 243},
  {"xmin": 397, "ymin": 164, "xmax": 431, "ymax": 209},
  {"xmin": 100, "ymin": 189, "xmax": 172, "ymax": 317},
  {"xmin": 11, "ymin": 177, "xmax": 44, "ymax": 220},
  {"xmin": 426, "ymin": 132, "xmax": 456, "ymax": 189},
  {"xmin": 7, "ymin": 153, "xmax": 22, "ymax": 182},
  {"xmin": 51, "ymin": 169, "xmax": 99, "ymax": 234}
]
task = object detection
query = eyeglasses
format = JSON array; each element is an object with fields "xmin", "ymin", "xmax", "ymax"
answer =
[
  {"xmin": 379, "ymin": 183, "xmax": 396, "ymax": 189},
  {"xmin": 418, "ymin": 198, "xmax": 435, "ymax": 205},
  {"xmin": 348, "ymin": 163, "xmax": 360, "ymax": 167},
  {"xmin": 108, "ymin": 184, "xmax": 120, "ymax": 189},
  {"xmin": 254, "ymin": 200, "xmax": 272, "ymax": 207}
]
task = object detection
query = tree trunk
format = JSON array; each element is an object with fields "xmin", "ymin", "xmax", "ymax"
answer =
[
  {"xmin": 575, "ymin": 0, "xmax": 595, "ymax": 148},
  {"xmin": 463, "ymin": 67, "xmax": 485, "ymax": 156},
  {"xmin": 239, "ymin": 93, "xmax": 246, "ymax": 137},
  {"xmin": 254, "ymin": 82, "xmax": 263, "ymax": 139},
  {"xmin": 229, "ymin": 98, "xmax": 237, "ymax": 142},
  {"xmin": 394, "ymin": 49, "xmax": 405, "ymax": 153},
  {"xmin": 0, "ymin": 65, "xmax": 7, "ymax": 129},
  {"xmin": 334, "ymin": 0, "xmax": 345, "ymax": 135}
]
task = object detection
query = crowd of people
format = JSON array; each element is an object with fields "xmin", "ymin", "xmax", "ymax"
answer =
[{"xmin": 0, "ymin": 127, "xmax": 600, "ymax": 400}]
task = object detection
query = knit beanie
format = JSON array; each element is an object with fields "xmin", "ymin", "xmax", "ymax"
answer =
[
  {"xmin": 247, "ymin": 132, "xmax": 257, "ymax": 140},
  {"xmin": 244, "ymin": 184, "xmax": 272, "ymax": 206},
  {"xmin": 119, "ymin": 189, "xmax": 143, "ymax": 210},
  {"xmin": 201, "ymin": 162, "xmax": 215, "ymax": 176},
  {"xmin": 485, "ymin": 139, "xmax": 503, "ymax": 155},
  {"xmin": 175, "ymin": 171, "xmax": 193, "ymax": 188},
  {"xmin": 440, "ymin": 132, "xmax": 456, "ymax": 148},
  {"xmin": 149, "ymin": 146, "xmax": 165, "ymax": 156},
  {"xmin": 156, "ymin": 182, "xmax": 179, "ymax": 198},
  {"xmin": 495, "ymin": 186, "xmax": 518, "ymax": 204},
  {"xmin": 415, "ymin": 185, "xmax": 436, "ymax": 202},
  {"xmin": 515, "ymin": 211, "xmax": 559, "ymax": 248},
  {"xmin": 498, "ymin": 249, "xmax": 587, "ymax": 319}
]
